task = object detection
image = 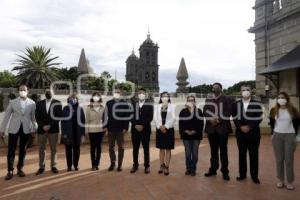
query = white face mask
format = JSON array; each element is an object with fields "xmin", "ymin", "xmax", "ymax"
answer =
[
  {"xmin": 113, "ymin": 93, "xmax": 121, "ymax": 99},
  {"xmin": 277, "ymin": 98, "xmax": 287, "ymax": 106},
  {"xmin": 161, "ymin": 97, "xmax": 169, "ymax": 104},
  {"xmin": 93, "ymin": 96, "xmax": 100, "ymax": 102},
  {"xmin": 138, "ymin": 93, "xmax": 146, "ymax": 101},
  {"xmin": 242, "ymin": 91, "xmax": 251, "ymax": 98},
  {"xmin": 19, "ymin": 91, "xmax": 28, "ymax": 98},
  {"xmin": 186, "ymin": 102, "xmax": 194, "ymax": 108}
]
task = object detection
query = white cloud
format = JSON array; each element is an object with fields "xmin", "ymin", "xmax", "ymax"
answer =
[{"xmin": 0, "ymin": 0, "xmax": 256, "ymax": 91}]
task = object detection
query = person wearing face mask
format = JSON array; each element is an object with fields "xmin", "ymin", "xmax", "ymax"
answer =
[
  {"xmin": 0, "ymin": 84, "xmax": 37, "ymax": 180},
  {"xmin": 130, "ymin": 88, "xmax": 153, "ymax": 174},
  {"xmin": 269, "ymin": 92, "xmax": 300, "ymax": 190},
  {"xmin": 35, "ymin": 88, "xmax": 62, "ymax": 175},
  {"xmin": 103, "ymin": 88, "xmax": 131, "ymax": 172},
  {"xmin": 61, "ymin": 94, "xmax": 86, "ymax": 171},
  {"xmin": 154, "ymin": 91, "xmax": 176, "ymax": 176},
  {"xmin": 179, "ymin": 95, "xmax": 204, "ymax": 176},
  {"xmin": 232, "ymin": 85, "xmax": 263, "ymax": 184},
  {"xmin": 85, "ymin": 92, "xmax": 106, "ymax": 171},
  {"xmin": 203, "ymin": 82, "xmax": 233, "ymax": 181}
]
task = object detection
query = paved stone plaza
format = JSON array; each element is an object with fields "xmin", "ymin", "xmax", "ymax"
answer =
[{"xmin": 0, "ymin": 135, "xmax": 299, "ymax": 200}]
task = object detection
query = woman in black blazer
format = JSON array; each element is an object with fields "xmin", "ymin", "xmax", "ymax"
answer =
[
  {"xmin": 179, "ymin": 95, "xmax": 204, "ymax": 176},
  {"xmin": 61, "ymin": 93, "xmax": 86, "ymax": 171}
]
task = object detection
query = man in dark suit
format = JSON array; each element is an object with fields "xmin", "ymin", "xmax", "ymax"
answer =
[
  {"xmin": 103, "ymin": 88, "xmax": 132, "ymax": 172},
  {"xmin": 35, "ymin": 88, "xmax": 62, "ymax": 175},
  {"xmin": 203, "ymin": 82, "xmax": 233, "ymax": 181},
  {"xmin": 232, "ymin": 85, "xmax": 263, "ymax": 184},
  {"xmin": 130, "ymin": 88, "xmax": 153, "ymax": 174}
]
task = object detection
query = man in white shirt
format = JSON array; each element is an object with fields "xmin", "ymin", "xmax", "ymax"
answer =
[
  {"xmin": 130, "ymin": 88, "xmax": 153, "ymax": 174},
  {"xmin": 35, "ymin": 88, "xmax": 62, "ymax": 175},
  {"xmin": 232, "ymin": 85, "xmax": 263, "ymax": 184}
]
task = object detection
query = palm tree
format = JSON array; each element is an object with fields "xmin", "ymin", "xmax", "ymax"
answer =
[{"xmin": 13, "ymin": 46, "xmax": 61, "ymax": 89}]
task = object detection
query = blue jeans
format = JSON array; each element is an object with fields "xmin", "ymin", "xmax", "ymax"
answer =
[{"xmin": 183, "ymin": 140, "xmax": 201, "ymax": 172}]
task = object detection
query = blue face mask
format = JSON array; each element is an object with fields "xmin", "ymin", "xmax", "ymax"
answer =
[{"xmin": 69, "ymin": 99, "xmax": 77, "ymax": 106}]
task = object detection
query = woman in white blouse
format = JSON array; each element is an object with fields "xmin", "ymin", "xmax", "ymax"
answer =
[
  {"xmin": 269, "ymin": 91, "xmax": 300, "ymax": 190},
  {"xmin": 154, "ymin": 92, "xmax": 176, "ymax": 176}
]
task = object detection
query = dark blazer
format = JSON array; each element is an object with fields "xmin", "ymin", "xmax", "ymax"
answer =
[
  {"xmin": 232, "ymin": 99, "xmax": 263, "ymax": 136},
  {"xmin": 61, "ymin": 104, "xmax": 85, "ymax": 146},
  {"xmin": 203, "ymin": 95, "xmax": 233, "ymax": 134},
  {"xmin": 103, "ymin": 99, "xmax": 131, "ymax": 132},
  {"xmin": 269, "ymin": 107, "xmax": 300, "ymax": 135},
  {"xmin": 35, "ymin": 99, "xmax": 62, "ymax": 134},
  {"xmin": 179, "ymin": 107, "xmax": 204, "ymax": 140},
  {"xmin": 130, "ymin": 100, "xmax": 153, "ymax": 134}
]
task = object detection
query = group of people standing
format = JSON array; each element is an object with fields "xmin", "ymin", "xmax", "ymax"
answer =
[{"xmin": 0, "ymin": 83, "xmax": 299, "ymax": 190}]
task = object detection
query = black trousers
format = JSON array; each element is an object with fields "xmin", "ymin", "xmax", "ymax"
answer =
[
  {"xmin": 108, "ymin": 132, "xmax": 124, "ymax": 166},
  {"xmin": 236, "ymin": 132, "xmax": 260, "ymax": 179},
  {"xmin": 7, "ymin": 125, "xmax": 30, "ymax": 171},
  {"xmin": 207, "ymin": 132, "xmax": 229, "ymax": 174},
  {"xmin": 131, "ymin": 132, "xmax": 151, "ymax": 168},
  {"xmin": 65, "ymin": 144, "xmax": 80, "ymax": 168},
  {"xmin": 89, "ymin": 132, "xmax": 104, "ymax": 167}
]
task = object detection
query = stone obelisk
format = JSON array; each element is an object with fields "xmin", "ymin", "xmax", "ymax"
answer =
[{"xmin": 176, "ymin": 58, "xmax": 189, "ymax": 93}]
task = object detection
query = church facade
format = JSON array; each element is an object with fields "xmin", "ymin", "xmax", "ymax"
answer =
[
  {"xmin": 249, "ymin": 0, "xmax": 300, "ymax": 108},
  {"xmin": 125, "ymin": 33, "xmax": 159, "ymax": 92}
]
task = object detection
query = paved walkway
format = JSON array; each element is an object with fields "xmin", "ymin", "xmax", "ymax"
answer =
[{"xmin": 0, "ymin": 135, "xmax": 299, "ymax": 200}]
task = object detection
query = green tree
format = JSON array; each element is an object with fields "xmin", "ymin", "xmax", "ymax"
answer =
[
  {"xmin": 13, "ymin": 46, "xmax": 60, "ymax": 89},
  {"xmin": 223, "ymin": 80, "xmax": 256, "ymax": 95},
  {"xmin": 0, "ymin": 70, "xmax": 17, "ymax": 88},
  {"xmin": 101, "ymin": 71, "xmax": 112, "ymax": 79},
  {"xmin": 188, "ymin": 84, "xmax": 213, "ymax": 94}
]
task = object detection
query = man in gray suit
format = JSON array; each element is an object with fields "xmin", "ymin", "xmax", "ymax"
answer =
[{"xmin": 0, "ymin": 84, "xmax": 37, "ymax": 180}]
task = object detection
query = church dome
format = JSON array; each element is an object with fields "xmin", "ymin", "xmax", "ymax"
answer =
[
  {"xmin": 141, "ymin": 32, "xmax": 157, "ymax": 47},
  {"xmin": 127, "ymin": 49, "xmax": 138, "ymax": 61}
]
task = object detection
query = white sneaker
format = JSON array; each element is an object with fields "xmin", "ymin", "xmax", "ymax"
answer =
[
  {"xmin": 276, "ymin": 182, "xmax": 284, "ymax": 188},
  {"xmin": 286, "ymin": 184, "xmax": 295, "ymax": 190}
]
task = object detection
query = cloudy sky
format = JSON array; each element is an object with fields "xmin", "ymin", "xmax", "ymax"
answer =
[{"xmin": 0, "ymin": 0, "xmax": 256, "ymax": 92}]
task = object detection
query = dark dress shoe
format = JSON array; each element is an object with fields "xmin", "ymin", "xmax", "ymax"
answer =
[
  {"xmin": 67, "ymin": 167, "xmax": 72, "ymax": 172},
  {"xmin": 144, "ymin": 167, "xmax": 150, "ymax": 174},
  {"xmin": 17, "ymin": 170, "xmax": 26, "ymax": 177},
  {"xmin": 164, "ymin": 166, "xmax": 169, "ymax": 176},
  {"xmin": 190, "ymin": 171, "xmax": 196, "ymax": 176},
  {"xmin": 51, "ymin": 167, "xmax": 59, "ymax": 174},
  {"xmin": 117, "ymin": 166, "xmax": 123, "ymax": 172},
  {"xmin": 252, "ymin": 178, "xmax": 260, "ymax": 184},
  {"xmin": 108, "ymin": 163, "xmax": 115, "ymax": 171},
  {"xmin": 95, "ymin": 166, "xmax": 99, "ymax": 170},
  {"xmin": 74, "ymin": 167, "xmax": 79, "ymax": 171},
  {"xmin": 236, "ymin": 176, "xmax": 246, "ymax": 181},
  {"xmin": 185, "ymin": 170, "xmax": 191, "ymax": 175},
  {"xmin": 204, "ymin": 171, "xmax": 217, "ymax": 177},
  {"xmin": 223, "ymin": 174, "xmax": 230, "ymax": 181},
  {"xmin": 158, "ymin": 164, "xmax": 165, "ymax": 174},
  {"xmin": 5, "ymin": 171, "xmax": 13, "ymax": 180},
  {"xmin": 36, "ymin": 168, "xmax": 45, "ymax": 176},
  {"xmin": 130, "ymin": 167, "xmax": 138, "ymax": 173}
]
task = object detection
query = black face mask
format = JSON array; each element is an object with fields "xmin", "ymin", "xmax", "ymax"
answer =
[
  {"xmin": 45, "ymin": 92, "xmax": 52, "ymax": 100},
  {"xmin": 212, "ymin": 88, "xmax": 222, "ymax": 95}
]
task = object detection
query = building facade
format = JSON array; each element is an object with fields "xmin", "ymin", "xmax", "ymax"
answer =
[
  {"xmin": 249, "ymin": 0, "xmax": 300, "ymax": 108},
  {"xmin": 125, "ymin": 33, "xmax": 159, "ymax": 92}
]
